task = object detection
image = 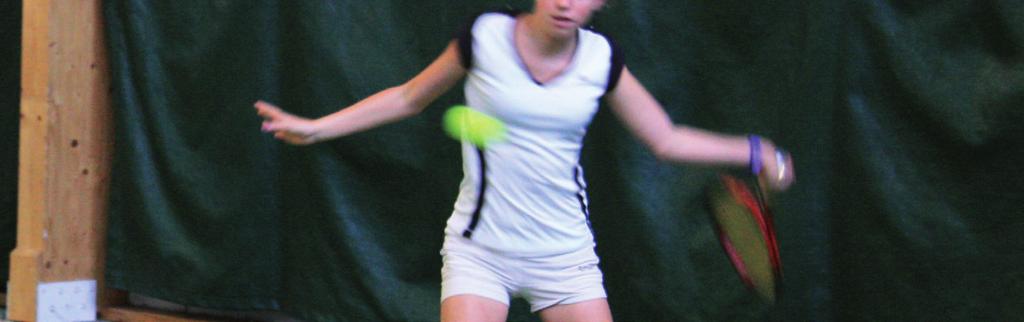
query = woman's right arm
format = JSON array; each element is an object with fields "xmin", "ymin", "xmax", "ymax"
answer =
[
  {"xmin": 605, "ymin": 67, "xmax": 795, "ymax": 190},
  {"xmin": 255, "ymin": 41, "xmax": 467, "ymax": 145}
]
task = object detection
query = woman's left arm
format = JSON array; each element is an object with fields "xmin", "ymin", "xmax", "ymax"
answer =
[{"xmin": 604, "ymin": 67, "xmax": 795, "ymax": 189}]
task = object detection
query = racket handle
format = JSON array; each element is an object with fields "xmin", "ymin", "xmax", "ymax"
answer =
[{"xmin": 775, "ymin": 149, "xmax": 788, "ymax": 183}]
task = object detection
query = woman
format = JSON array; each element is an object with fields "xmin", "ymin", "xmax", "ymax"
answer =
[{"xmin": 255, "ymin": 0, "xmax": 795, "ymax": 321}]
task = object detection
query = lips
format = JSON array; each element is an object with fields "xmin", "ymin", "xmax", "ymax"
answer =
[{"xmin": 551, "ymin": 15, "xmax": 575, "ymax": 28}]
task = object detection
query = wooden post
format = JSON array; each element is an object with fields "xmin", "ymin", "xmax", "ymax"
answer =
[{"xmin": 8, "ymin": 0, "xmax": 112, "ymax": 320}]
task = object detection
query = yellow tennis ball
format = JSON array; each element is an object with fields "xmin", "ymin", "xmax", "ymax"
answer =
[{"xmin": 443, "ymin": 105, "xmax": 506, "ymax": 148}]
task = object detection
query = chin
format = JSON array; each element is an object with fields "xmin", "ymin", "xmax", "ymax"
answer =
[{"xmin": 547, "ymin": 26, "xmax": 577, "ymax": 39}]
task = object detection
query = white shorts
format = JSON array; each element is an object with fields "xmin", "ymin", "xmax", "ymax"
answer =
[{"xmin": 440, "ymin": 235, "xmax": 607, "ymax": 313}]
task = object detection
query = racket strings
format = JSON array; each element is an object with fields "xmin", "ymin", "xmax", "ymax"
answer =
[
  {"xmin": 749, "ymin": 179, "xmax": 783, "ymax": 278},
  {"xmin": 719, "ymin": 175, "xmax": 784, "ymax": 287}
]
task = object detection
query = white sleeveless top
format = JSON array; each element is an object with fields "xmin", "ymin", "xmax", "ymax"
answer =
[{"xmin": 445, "ymin": 11, "xmax": 624, "ymax": 256}]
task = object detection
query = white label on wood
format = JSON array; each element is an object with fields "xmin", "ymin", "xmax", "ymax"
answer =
[{"xmin": 36, "ymin": 280, "xmax": 97, "ymax": 322}]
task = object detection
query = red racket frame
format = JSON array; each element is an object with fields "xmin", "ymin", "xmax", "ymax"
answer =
[{"xmin": 713, "ymin": 174, "xmax": 782, "ymax": 294}]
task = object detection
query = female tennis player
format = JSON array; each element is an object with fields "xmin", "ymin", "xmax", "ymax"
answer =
[{"xmin": 256, "ymin": 0, "xmax": 794, "ymax": 321}]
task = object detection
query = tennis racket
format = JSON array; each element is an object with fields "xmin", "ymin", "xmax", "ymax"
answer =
[{"xmin": 707, "ymin": 172, "xmax": 782, "ymax": 302}]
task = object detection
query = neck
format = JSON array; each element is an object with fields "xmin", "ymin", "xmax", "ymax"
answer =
[{"xmin": 518, "ymin": 13, "xmax": 576, "ymax": 57}]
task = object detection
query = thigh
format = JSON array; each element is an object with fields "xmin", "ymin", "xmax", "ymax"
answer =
[
  {"xmin": 538, "ymin": 298, "xmax": 613, "ymax": 322},
  {"xmin": 441, "ymin": 294, "xmax": 509, "ymax": 322}
]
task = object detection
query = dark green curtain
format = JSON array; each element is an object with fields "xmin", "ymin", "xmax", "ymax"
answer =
[
  {"xmin": 833, "ymin": 1, "xmax": 1024, "ymax": 320},
  {"xmin": 102, "ymin": 1, "xmax": 1024, "ymax": 321},
  {"xmin": 1, "ymin": 0, "xmax": 23, "ymax": 294}
]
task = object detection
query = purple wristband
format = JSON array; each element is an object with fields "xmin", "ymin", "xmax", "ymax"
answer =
[{"xmin": 749, "ymin": 135, "xmax": 762, "ymax": 175}]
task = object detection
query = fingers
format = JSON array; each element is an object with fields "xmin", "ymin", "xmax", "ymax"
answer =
[
  {"xmin": 262, "ymin": 120, "xmax": 312, "ymax": 144},
  {"xmin": 254, "ymin": 100, "xmax": 310, "ymax": 145},
  {"xmin": 254, "ymin": 100, "xmax": 282, "ymax": 120},
  {"xmin": 254, "ymin": 100, "xmax": 277, "ymax": 110},
  {"xmin": 756, "ymin": 141, "xmax": 794, "ymax": 191},
  {"xmin": 274, "ymin": 131, "xmax": 313, "ymax": 145},
  {"xmin": 261, "ymin": 121, "xmax": 276, "ymax": 133}
]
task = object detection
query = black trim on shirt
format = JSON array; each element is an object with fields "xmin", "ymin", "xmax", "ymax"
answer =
[
  {"xmin": 462, "ymin": 147, "xmax": 489, "ymax": 238},
  {"xmin": 455, "ymin": 9, "xmax": 523, "ymax": 70},
  {"xmin": 605, "ymin": 35, "xmax": 625, "ymax": 93},
  {"xmin": 573, "ymin": 166, "xmax": 596, "ymax": 237}
]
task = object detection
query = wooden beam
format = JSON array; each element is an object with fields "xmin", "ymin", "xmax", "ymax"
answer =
[
  {"xmin": 8, "ymin": 0, "xmax": 112, "ymax": 320},
  {"xmin": 8, "ymin": 0, "xmax": 50, "ymax": 318},
  {"xmin": 101, "ymin": 307, "xmax": 241, "ymax": 321},
  {"xmin": 100, "ymin": 307, "xmax": 238, "ymax": 322}
]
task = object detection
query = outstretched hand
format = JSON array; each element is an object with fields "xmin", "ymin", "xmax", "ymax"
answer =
[
  {"xmin": 254, "ymin": 100, "xmax": 318, "ymax": 145},
  {"xmin": 760, "ymin": 146, "xmax": 795, "ymax": 191}
]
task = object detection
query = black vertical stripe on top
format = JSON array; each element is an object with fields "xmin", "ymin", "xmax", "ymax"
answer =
[
  {"xmin": 462, "ymin": 147, "xmax": 488, "ymax": 238},
  {"xmin": 573, "ymin": 166, "xmax": 594, "ymax": 235}
]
